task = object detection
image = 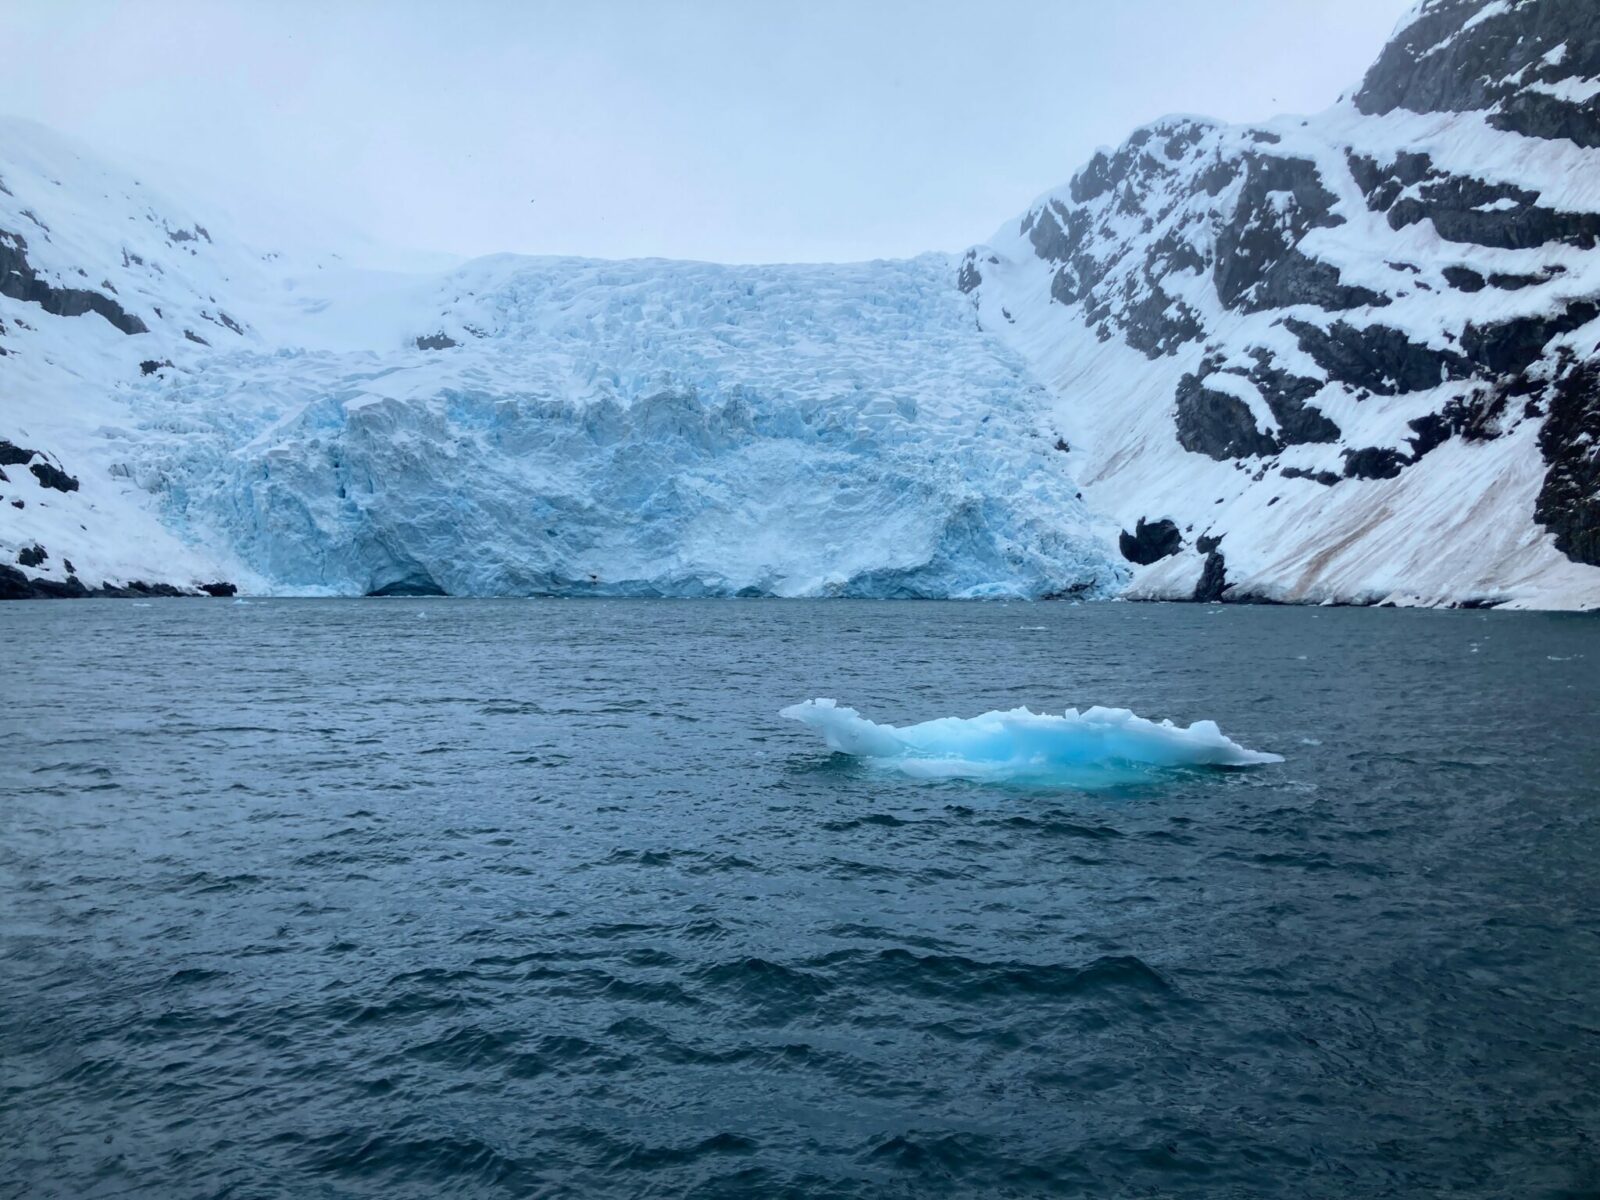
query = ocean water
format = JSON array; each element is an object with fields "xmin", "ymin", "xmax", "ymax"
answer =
[{"xmin": 2, "ymin": 599, "xmax": 1598, "ymax": 1198}]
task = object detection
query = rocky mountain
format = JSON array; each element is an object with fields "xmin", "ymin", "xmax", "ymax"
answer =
[
  {"xmin": 962, "ymin": 0, "xmax": 1600, "ymax": 607},
  {"xmin": 2, "ymin": 0, "xmax": 1598, "ymax": 607}
]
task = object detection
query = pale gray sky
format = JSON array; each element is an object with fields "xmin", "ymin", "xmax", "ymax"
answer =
[{"xmin": 1, "ymin": 0, "xmax": 1413, "ymax": 263}]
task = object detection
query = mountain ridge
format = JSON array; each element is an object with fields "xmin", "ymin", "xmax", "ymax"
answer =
[{"xmin": 961, "ymin": 0, "xmax": 1600, "ymax": 608}]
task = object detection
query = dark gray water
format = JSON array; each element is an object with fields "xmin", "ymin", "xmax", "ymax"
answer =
[{"xmin": 3, "ymin": 599, "xmax": 1598, "ymax": 1198}]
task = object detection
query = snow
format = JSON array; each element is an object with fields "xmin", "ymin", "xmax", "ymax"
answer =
[
  {"xmin": 1527, "ymin": 76, "xmax": 1600, "ymax": 106},
  {"xmin": 1462, "ymin": 1, "xmax": 1511, "ymax": 35},
  {"xmin": 780, "ymin": 698, "xmax": 1283, "ymax": 784}
]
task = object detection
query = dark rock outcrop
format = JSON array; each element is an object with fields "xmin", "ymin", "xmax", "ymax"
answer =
[
  {"xmin": 1350, "ymin": 150, "xmax": 1600, "ymax": 251},
  {"xmin": 29, "ymin": 460, "xmax": 79, "ymax": 493},
  {"xmin": 1212, "ymin": 154, "xmax": 1383, "ymax": 313},
  {"xmin": 0, "ymin": 439, "xmax": 80, "ymax": 492},
  {"xmin": 1119, "ymin": 518, "xmax": 1182, "ymax": 565},
  {"xmin": 957, "ymin": 252, "xmax": 982, "ymax": 294},
  {"xmin": 1343, "ymin": 447, "xmax": 1410, "ymax": 481},
  {"xmin": 0, "ymin": 228, "xmax": 147, "ymax": 334},
  {"xmin": 1535, "ymin": 359, "xmax": 1600, "ymax": 565},
  {"xmin": 1462, "ymin": 301, "xmax": 1600, "ymax": 375},
  {"xmin": 1356, "ymin": 0, "xmax": 1600, "ymax": 148},
  {"xmin": 1283, "ymin": 318, "xmax": 1471, "ymax": 396},
  {"xmin": 1175, "ymin": 373, "xmax": 1281, "ymax": 460},
  {"xmin": 0, "ymin": 565, "xmax": 236, "ymax": 600},
  {"xmin": 1281, "ymin": 467, "xmax": 1341, "ymax": 486},
  {"xmin": 415, "ymin": 333, "xmax": 459, "ymax": 351},
  {"xmin": 1193, "ymin": 544, "xmax": 1228, "ymax": 602}
]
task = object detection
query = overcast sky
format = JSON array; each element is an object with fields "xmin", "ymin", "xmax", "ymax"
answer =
[{"xmin": 1, "ymin": 0, "xmax": 1413, "ymax": 263}]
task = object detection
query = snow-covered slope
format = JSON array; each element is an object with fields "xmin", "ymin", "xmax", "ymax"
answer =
[
  {"xmin": 4, "ymin": 0, "xmax": 1599, "ymax": 607},
  {"xmin": 962, "ymin": 0, "xmax": 1600, "ymax": 608}
]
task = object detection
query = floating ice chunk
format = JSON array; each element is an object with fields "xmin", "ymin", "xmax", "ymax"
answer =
[{"xmin": 781, "ymin": 698, "xmax": 1282, "ymax": 783}]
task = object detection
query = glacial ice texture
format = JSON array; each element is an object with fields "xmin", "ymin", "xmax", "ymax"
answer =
[
  {"xmin": 781, "ymin": 698, "xmax": 1284, "ymax": 784},
  {"xmin": 128, "ymin": 255, "xmax": 1122, "ymax": 598}
]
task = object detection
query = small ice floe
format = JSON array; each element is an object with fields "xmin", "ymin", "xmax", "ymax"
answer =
[{"xmin": 780, "ymin": 699, "xmax": 1282, "ymax": 784}]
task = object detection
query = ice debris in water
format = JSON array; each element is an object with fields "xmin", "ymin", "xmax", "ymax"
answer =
[{"xmin": 781, "ymin": 698, "xmax": 1283, "ymax": 782}]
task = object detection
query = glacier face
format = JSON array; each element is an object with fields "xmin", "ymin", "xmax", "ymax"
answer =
[{"xmin": 121, "ymin": 256, "xmax": 1121, "ymax": 598}]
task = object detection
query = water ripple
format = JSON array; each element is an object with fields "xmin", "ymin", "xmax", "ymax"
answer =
[{"xmin": 2, "ymin": 599, "xmax": 1598, "ymax": 1198}]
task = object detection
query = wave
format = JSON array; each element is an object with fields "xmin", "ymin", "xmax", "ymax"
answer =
[{"xmin": 780, "ymin": 698, "xmax": 1282, "ymax": 784}]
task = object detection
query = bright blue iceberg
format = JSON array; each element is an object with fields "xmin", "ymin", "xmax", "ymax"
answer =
[{"xmin": 780, "ymin": 698, "xmax": 1283, "ymax": 783}]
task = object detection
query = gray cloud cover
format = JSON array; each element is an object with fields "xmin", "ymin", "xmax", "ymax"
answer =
[{"xmin": 0, "ymin": 0, "xmax": 1411, "ymax": 262}]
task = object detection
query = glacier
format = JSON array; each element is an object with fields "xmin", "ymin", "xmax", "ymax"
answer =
[
  {"xmin": 119, "ymin": 255, "xmax": 1121, "ymax": 598},
  {"xmin": 780, "ymin": 698, "xmax": 1283, "ymax": 784},
  {"xmin": 0, "ymin": 116, "xmax": 1120, "ymax": 599}
]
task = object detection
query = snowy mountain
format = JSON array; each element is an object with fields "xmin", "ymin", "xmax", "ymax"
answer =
[
  {"xmin": 3, "ymin": 0, "xmax": 1599, "ymax": 607},
  {"xmin": 962, "ymin": 0, "xmax": 1600, "ymax": 608}
]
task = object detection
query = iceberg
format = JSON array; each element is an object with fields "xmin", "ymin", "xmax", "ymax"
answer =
[{"xmin": 780, "ymin": 698, "xmax": 1283, "ymax": 783}]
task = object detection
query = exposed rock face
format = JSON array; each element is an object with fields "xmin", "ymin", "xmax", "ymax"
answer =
[
  {"xmin": 1119, "ymin": 518, "xmax": 1182, "ymax": 565},
  {"xmin": 28, "ymin": 460, "xmax": 79, "ymax": 493},
  {"xmin": 1175, "ymin": 374, "xmax": 1282, "ymax": 461},
  {"xmin": 969, "ymin": 0, "xmax": 1600, "ymax": 608},
  {"xmin": 0, "ymin": 440, "xmax": 80, "ymax": 493},
  {"xmin": 1536, "ymin": 358, "xmax": 1600, "ymax": 566},
  {"xmin": 1193, "ymin": 539, "xmax": 1228, "ymax": 603},
  {"xmin": 0, "ymin": 562, "xmax": 236, "ymax": 600},
  {"xmin": 0, "ymin": 228, "xmax": 147, "ymax": 334},
  {"xmin": 1356, "ymin": 0, "xmax": 1600, "ymax": 148}
]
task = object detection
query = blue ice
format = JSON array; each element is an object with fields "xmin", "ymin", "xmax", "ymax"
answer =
[{"xmin": 781, "ymin": 698, "xmax": 1283, "ymax": 784}]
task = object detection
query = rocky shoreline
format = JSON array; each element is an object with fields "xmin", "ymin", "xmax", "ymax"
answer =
[{"xmin": 0, "ymin": 564, "xmax": 235, "ymax": 600}]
